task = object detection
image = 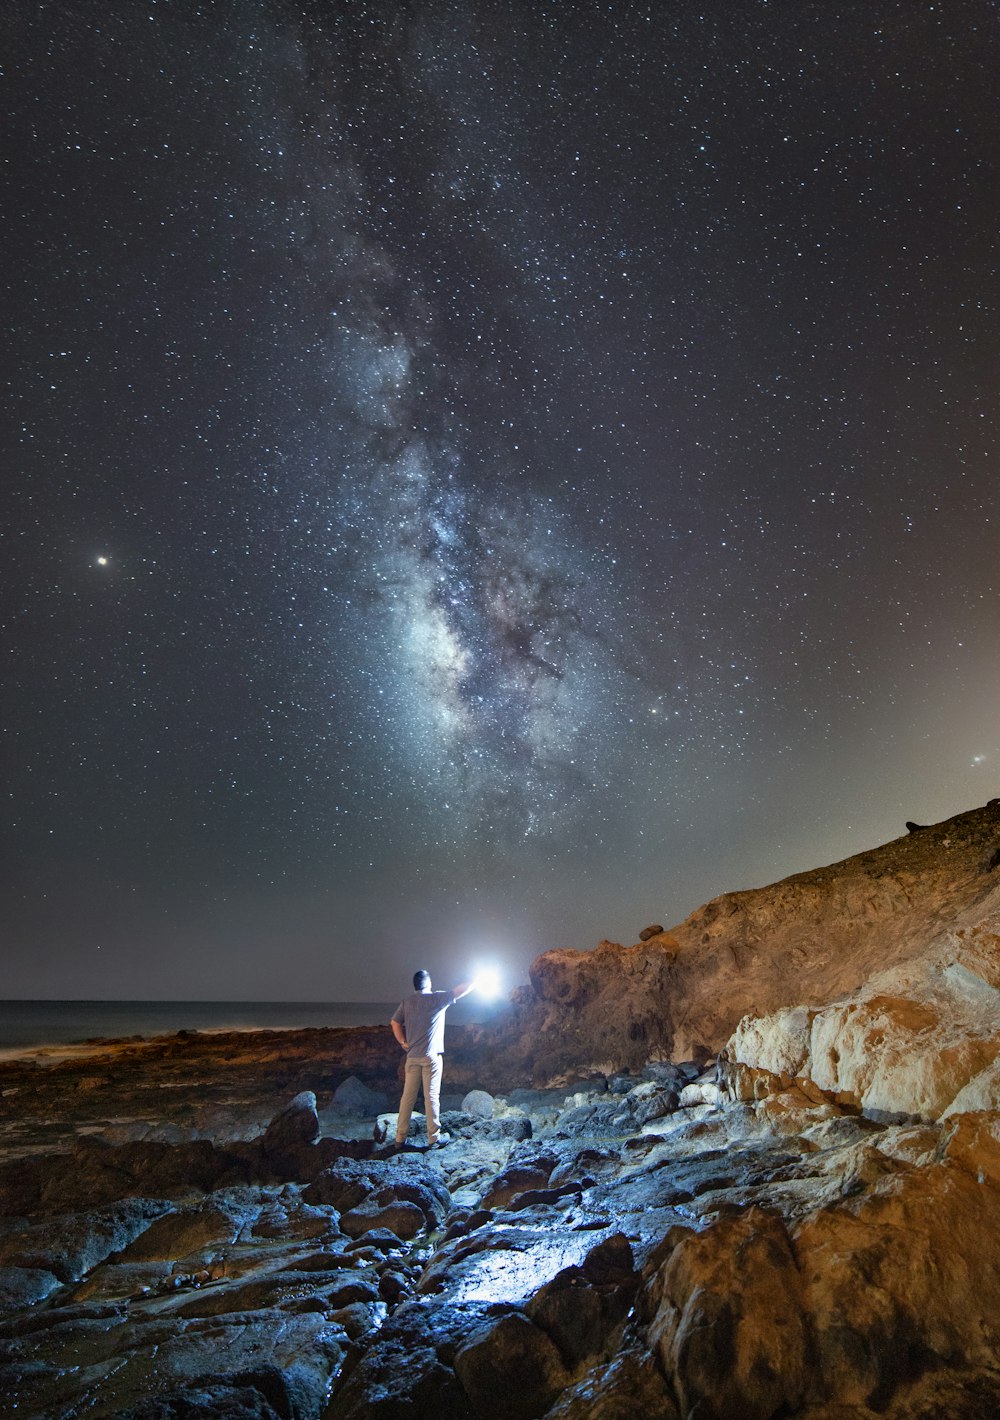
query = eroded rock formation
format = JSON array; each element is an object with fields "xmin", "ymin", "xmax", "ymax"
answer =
[{"xmin": 488, "ymin": 800, "xmax": 1000, "ymax": 1092}]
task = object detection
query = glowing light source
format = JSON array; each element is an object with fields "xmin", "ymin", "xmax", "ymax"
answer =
[{"xmin": 472, "ymin": 965, "xmax": 502, "ymax": 1001}]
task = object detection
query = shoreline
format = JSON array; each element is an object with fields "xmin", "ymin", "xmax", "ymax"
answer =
[{"xmin": 0, "ymin": 1019, "xmax": 398, "ymax": 1067}]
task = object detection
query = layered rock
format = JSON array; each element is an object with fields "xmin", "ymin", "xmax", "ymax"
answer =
[{"xmin": 483, "ymin": 801, "xmax": 1000, "ymax": 1084}]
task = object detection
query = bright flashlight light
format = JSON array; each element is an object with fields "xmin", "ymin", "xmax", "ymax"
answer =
[{"xmin": 472, "ymin": 966, "xmax": 502, "ymax": 1001}]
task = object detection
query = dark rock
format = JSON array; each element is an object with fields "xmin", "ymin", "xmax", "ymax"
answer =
[
  {"xmin": 631, "ymin": 1089, "xmax": 679, "ymax": 1126},
  {"xmin": 0, "ymin": 1267, "xmax": 61, "ymax": 1308},
  {"xmin": 480, "ymin": 1161, "xmax": 555, "ymax": 1210},
  {"xmin": 340, "ymin": 1200, "xmax": 425, "ymax": 1242},
  {"xmin": 261, "ymin": 1091, "xmax": 320, "ymax": 1155},
  {"xmin": 639, "ymin": 924, "xmax": 664, "ymax": 941},
  {"xmin": 326, "ymin": 1297, "xmax": 487, "ymax": 1419},
  {"xmin": 526, "ymin": 1261, "xmax": 633, "ymax": 1371},
  {"xmin": 118, "ymin": 1379, "xmax": 284, "ymax": 1419},
  {"xmin": 543, "ymin": 1350, "xmax": 680, "ymax": 1419},
  {"xmin": 371, "ymin": 1179, "xmax": 450, "ymax": 1231},
  {"xmin": 117, "ymin": 1360, "xmax": 333, "ymax": 1420},
  {"xmin": 172, "ymin": 1266, "xmax": 379, "ymax": 1318},
  {"xmin": 344, "ymin": 1227, "xmax": 407, "ymax": 1254},
  {"xmin": 506, "ymin": 1182, "xmax": 584, "ymax": 1212},
  {"xmin": 548, "ymin": 1147, "xmax": 620, "ymax": 1189},
  {"xmin": 378, "ymin": 1270, "xmax": 413, "ymax": 1306},
  {"xmin": 454, "ymin": 1310, "xmax": 571, "ymax": 1420},
  {"xmin": 581, "ymin": 1232, "xmax": 635, "ymax": 1287},
  {"xmin": 329, "ymin": 1300, "xmax": 381, "ymax": 1340},
  {"xmin": 641, "ymin": 1206, "xmax": 809, "ymax": 1420},
  {"xmin": 118, "ymin": 1199, "xmax": 249, "ymax": 1263},
  {"xmin": 0, "ymin": 1198, "xmax": 172, "ymax": 1282},
  {"xmin": 486, "ymin": 1115, "xmax": 532, "ymax": 1141},
  {"xmin": 553, "ymin": 1097, "xmax": 625, "ymax": 1136},
  {"xmin": 641, "ymin": 1061, "xmax": 690, "ymax": 1089},
  {"xmin": 302, "ymin": 1156, "xmax": 452, "ymax": 1222},
  {"xmin": 431, "ymin": 1110, "xmax": 534, "ymax": 1143},
  {"xmin": 331, "ymin": 1076, "xmax": 389, "ymax": 1119}
]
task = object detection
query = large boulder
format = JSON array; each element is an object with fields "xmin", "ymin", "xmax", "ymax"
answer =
[
  {"xmin": 727, "ymin": 920, "xmax": 1000, "ymax": 1120},
  {"xmin": 454, "ymin": 1310, "xmax": 571, "ymax": 1420}
]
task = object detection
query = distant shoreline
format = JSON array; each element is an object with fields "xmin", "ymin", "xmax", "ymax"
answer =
[
  {"xmin": 0, "ymin": 1021, "xmax": 384, "ymax": 1067},
  {"xmin": 0, "ymin": 997, "xmax": 504, "ymax": 1057}
]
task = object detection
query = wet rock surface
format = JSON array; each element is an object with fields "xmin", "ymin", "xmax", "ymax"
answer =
[{"xmin": 3, "ymin": 1052, "xmax": 1000, "ymax": 1418}]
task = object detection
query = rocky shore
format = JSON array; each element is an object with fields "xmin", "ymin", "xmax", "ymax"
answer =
[{"xmin": 3, "ymin": 800, "xmax": 1000, "ymax": 1418}]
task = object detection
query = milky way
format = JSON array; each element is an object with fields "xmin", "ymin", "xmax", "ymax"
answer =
[{"xmin": 4, "ymin": 1, "xmax": 999, "ymax": 998}]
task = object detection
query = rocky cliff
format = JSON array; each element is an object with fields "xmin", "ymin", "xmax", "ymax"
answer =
[{"xmin": 490, "ymin": 800, "xmax": 1000, "ymax": 1109}]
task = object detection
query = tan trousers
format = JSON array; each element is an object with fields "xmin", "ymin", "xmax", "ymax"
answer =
[{"xmin": 396, "ymin": 1053, "xmax": 443, "ymax": 1144}]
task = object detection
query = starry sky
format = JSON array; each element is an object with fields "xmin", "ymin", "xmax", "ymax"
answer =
[{"xmin": 4, "ymin": 0, "xmax": 998, "ymax": 1002}]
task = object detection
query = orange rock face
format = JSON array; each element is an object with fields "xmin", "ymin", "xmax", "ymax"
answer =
[{"xmin": 483, "ymin": 801, "xmax": 1000, "ymax": 1087}]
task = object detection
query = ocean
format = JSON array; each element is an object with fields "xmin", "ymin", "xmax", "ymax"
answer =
[{"xmin": 0, "ymin": 997, "xmax": 504, "ymax": 1057}]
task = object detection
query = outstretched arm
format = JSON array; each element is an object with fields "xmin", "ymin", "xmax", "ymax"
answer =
[
  {"xmin": 452, "ymin": 981, "xmax": 474, "ymax": 1000},
  {"xmin": 391, "ymin": 1019, "xmax": 408, "ymax": 1049}
]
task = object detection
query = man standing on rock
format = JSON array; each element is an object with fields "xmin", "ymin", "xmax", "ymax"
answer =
[{"xmin": 391, "ymin": 970, "xmax": 472, "ymax": 1148}]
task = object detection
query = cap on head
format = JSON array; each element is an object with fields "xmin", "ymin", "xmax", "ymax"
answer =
[{"xmin": 413, "ymin": 969, "xmax": 431, "ymax": 991}]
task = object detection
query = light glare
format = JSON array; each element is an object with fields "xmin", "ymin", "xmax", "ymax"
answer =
[{"xmin": 472, "ymin": 965, "xmax": 502, "ymax": 1001}]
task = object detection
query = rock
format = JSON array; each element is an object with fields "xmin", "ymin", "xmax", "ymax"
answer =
[
  {"xmin": 461, "ymin": 1089, "xmax": 495, "ymax": 1119},
  {"xmin": 331, "ymin": 1076, "xmax": 389, "ymax": 1119},
  {"xmin": 480, "ymin": 1161, "xmax": 555, "ymax": 1210},
  {"xmin": 484, "ymin": 1115, "xmax": 532, "ymax": 1141},
  {"xmin": 261, "ymin": 1091, "xmax": 319, "ymax": 1153},
  {"xmin": 1, "ymin": 1306, "xmax": 345, "ymax": 1420},
  {"xmin": 325, "ymin": 1297, "xmax": 487, "ymax": 1418},
  {"xmin": 302, "ymin": 1156, "xmax": 452, "ymax": 1225},
  {"xmin": 118, "ymin": 1199, "xmax": 250, "ymax": 1263},
  {"xmin": 454, "ymin": 1311, "xmax": 571, "ymax": 1420},
  {"xmin": 627, "ymin": 1080, "xmax": 680, "ymax": 1125},
  {"xmin": 6, "ymin": 800, "xmax": 1000, "ymax": 1420},
  {"xmin": 175, "ymin": 1269, "xmax": 377, "ymax": 1319},
  {"xmin": 0, "ymin": 1198, "xmax": 171, "ymax": 1282},
  {"xmin": 329, "ymin": 1300, "xmax": 381, "ymax": 1340},
  {"xmin": 117, "ymin": 1378, "xmax": 285, "ymax": 1418},
  {"xmin": 374, "ymin": 1110, "xmax": 424, "ymax": 1143},
  {"xmin": 340, "ymin": 1200, "xmax": 426, "ymax": 1241},
  {"xmin": 639, "ymin": 924, "xmax": 664, "ymax": 941},
  {"xmin": 479, "ymin": 802, "xmax": 1000, "ymax": 1074},
  {"xmin": 526, "ymin": 1250, "xmax": 634, "ymax": 1370},
  {"xmin": 0, "ymin": 1266, "xmax": 62, "ymax": 1308},
  {"xmin": 344, "ymin": 1227, "xmax": 405, "ymax": 1256},
  {"xmin": 580, "ymin": 1232, "xmax": 635, "ymax": 1287},
  {"xmin": 678, "ymin": 1080, "xmax": 719, "ymax": 1109},
  {"xmin": 642, "ymin": 1207, "xmax": 810, "ymax": 1420},
  {"xmin": 542, "ymin": 1350, "xmax": 679, "ymax": 1419},
  {"xmin": 729, "ymin": 942, "xmax": 1000, "ymax": 1121}
]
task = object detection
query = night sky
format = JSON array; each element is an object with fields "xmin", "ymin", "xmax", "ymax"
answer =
[{"xmin": 4, "ymin": 1, "xmax": 998, "ymax": 1002}]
